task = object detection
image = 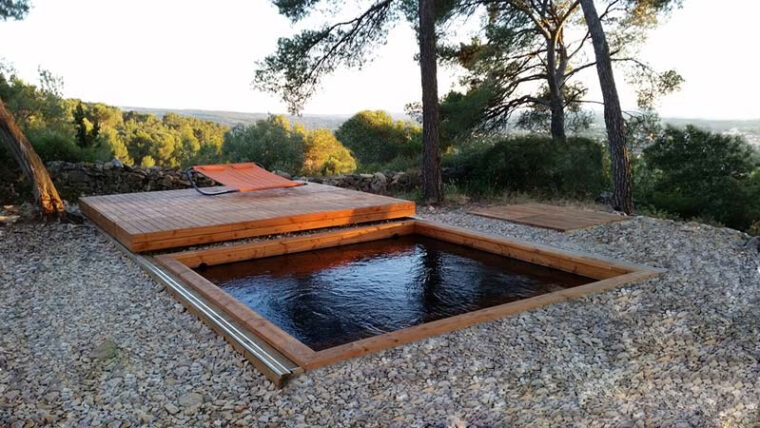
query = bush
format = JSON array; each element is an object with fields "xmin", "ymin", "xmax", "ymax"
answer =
[
  {"xmin": 28, "ymin": 130, "xmax": 88, "ymax": 163},
  {"xmin": 444, "ymin": 136, "xmax": 608, "ymax": 197},
  {"xmin": 359, "ymin": 153, "xmax": 421, "ymax": 174},
  {"xmin": 302, "ymin": 129, "xmax": 356, "ymax": 176},
  {"xmin": 335, "ymin": 110, "xmax": 421, "ymax": 167},
  {"xmin": 222, "ymin": 115, "xmax": 304, "ymax": 174},
  {"xmin": 140, "ymin": 155, "xmax": 156, "ymax": 168},
  {"xmin": 638, "ymin": 126, "xmax": 760, "ymax": 231}
]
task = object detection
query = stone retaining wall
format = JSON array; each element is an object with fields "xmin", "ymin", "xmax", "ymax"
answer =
[{"xmin": 43, "ymin": 161, "xmax": 419, "ymax": 201}]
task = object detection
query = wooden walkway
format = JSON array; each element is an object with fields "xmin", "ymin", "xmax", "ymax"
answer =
[
  {"xmin": 469, "ymin": 203, "xmax": 627, "ymax": 232},
  {"xmin": 81, "ymin": 183, "xmax": 415, "ymax": 252}
]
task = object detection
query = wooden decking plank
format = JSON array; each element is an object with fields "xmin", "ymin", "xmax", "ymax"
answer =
[
  {"xmin": 129, "ymin": 200, "xmax": 413, "ymax": 242},
  {"xmin": 130, "ymin": 206, "xmax": 416, "ymax": 252},
  {"xmin": 469, "ymin": 203, "xmax": 627, "ymax": 232},
  {"xmin": 81, "ymin": 183, "xmax": 415, "ymax": 252}
]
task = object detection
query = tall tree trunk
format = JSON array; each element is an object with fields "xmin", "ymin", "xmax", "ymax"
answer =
[
  {"xmin": 545, "ymin": 36, "xmax": 566, "ymax": 141},
  {"xmin": 418, "ymin": 0, "xmax": 443, "ymax": 203},
  {"xmin": 548, "ymin": 85, "xmax": 566, "ymax": 141},
  {"xmin": 579, "ymin": 0, "xmax": 633, "ymax": 214},
  {"xmin": 0, "ymin": 98, "xmax": 65, "ymax": 217}
]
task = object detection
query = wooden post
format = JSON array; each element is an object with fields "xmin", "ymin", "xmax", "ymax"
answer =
[{"xmin": 0, "ymin": 97, "xmax": 65, "ymax": 217}]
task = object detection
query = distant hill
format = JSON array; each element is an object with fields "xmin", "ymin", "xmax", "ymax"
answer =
[
  {"xmin": 661, "ymin": 117, "xmax": 760, "ymax": 146},
  {"xmin": 661, "ymin": 117, "xmax": 760, "ymax": 132},
  {"xmin": 121, "ymin": 107, "xmax": 402, "ymax": 131},
  {"xmin": 122, "ymin": 106, "xmax": 760, "ymax": 146},
  {"xmin": 582, "ymin": 111, "xmax": 760, "ymax": 146},
  {"xmin": 582, "ymin": 110, "xmax": 760, "ymax": 132}
]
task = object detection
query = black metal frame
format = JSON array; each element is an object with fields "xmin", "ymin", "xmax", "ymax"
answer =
[{"xmin": 185, "ymin": 167, "xmax": 240, "ymax": 196}]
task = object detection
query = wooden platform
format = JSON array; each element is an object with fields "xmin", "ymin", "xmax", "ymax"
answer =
[
  {"xmin": 80, "ymin": 183, "xmax": 415, "ymax": 252},
  {"xmin": 469, "ymin": 203, "xmax": 627, "ymax": 232}
]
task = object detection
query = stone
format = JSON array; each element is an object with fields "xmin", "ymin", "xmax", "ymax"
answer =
[
  {"xmin": 370, "ymin": 172, "xmax": 387, "ymax": 194},
  {"xmin": 178, "ymin": 392, "xmax": 203, "ymax": 408},
  {"xmin": 5, "ymin": 390, "xmax": 20, "ymax": 402},
  {"xmin": 92, "ymin": 338, "xmax": 120, "ymax": 362},
  {"xmin": 0, "ymin": 214, "xmax": 20, "ymax": 225},
  {"xmin": 2, "ymin": 210, "xmax": 759, "ymax": 427},
  {"xmin": 743, "ymin": 236, "xmax": 759, "ymax": 252},
  {"xmin": 137, "ymin": 411, "xmax": 153, "ymax": 424},
  {"xmin": 39, "ymin": 161, "xmax": 418, "ymax": 201}
]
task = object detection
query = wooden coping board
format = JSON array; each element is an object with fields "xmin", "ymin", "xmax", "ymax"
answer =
[
  {"xmin": 155, "ymin": 220, "xmax": 663, "ymax": 371},
  {"xmin": 469, "ymin": 203, "xmax": 628, "ymax": 232},
  {"xmin": 79, "ymin": 183, "xmax": 416, "ymax": 252}
]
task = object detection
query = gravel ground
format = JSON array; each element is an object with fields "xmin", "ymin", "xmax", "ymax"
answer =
[{"xmin": 1, "ymin": 208, "xmax": 760, "ymax": 427}]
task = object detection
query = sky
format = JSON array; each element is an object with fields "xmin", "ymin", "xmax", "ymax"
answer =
[{"xmin": 0, "ymin": 0, "xmax": 758, "ymax": 120}]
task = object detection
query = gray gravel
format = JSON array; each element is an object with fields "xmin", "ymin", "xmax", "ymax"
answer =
[{"xmin": 2, "ymin": 208, "xmax": 760, "ymax": 427}]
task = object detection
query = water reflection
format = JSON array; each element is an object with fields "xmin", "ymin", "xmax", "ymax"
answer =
[{"xmin": 198, "ymin": 236, "xmax": 592, "ymax": 351}]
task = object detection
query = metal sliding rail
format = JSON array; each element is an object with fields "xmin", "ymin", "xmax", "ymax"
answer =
[
  {"xmin": 138, "ymin": 257, "xmax": 295, "ymax": 378},
  {"xmin": 92, "ymin": 224, "xmax": 298, "ymax": 385}
]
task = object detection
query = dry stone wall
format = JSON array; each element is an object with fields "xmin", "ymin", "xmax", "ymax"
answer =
[{"xmin": 43, "ymin": 161, "xmax": 419, "ymax": 201}]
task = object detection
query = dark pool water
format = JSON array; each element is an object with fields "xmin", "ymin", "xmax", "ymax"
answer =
[{"xmin": 197, "ymin": 236, "xmax": 593, "ymax": 351}]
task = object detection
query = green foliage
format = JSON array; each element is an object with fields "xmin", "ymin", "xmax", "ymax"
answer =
[
  {"xmin": 255, "ymin": 1, "xmax": 401, "ymax": 113},
  {"xmin": 222, "ymin": 116, "xmax": 358, "ymax": 176},
  {"xmin": 0, "ymin": 69, "xmax": 364, "ymax": 179},
  {"xmin": 0, "ymin": 0, "xmax": 30, "ymax": 21},
  {"xmin": 139, "ymin": 156, "xmax": 156, "ymax": 168},
  {"xmin": 334, "ymin": 110, "xmax": 421, "ymax": 167},
  {"xmin": 27, "ymin": 130, "xmax": 90, "ymax": 163},
  {"xmin": 637, "ymin": 126, "xmax": 760, "ymax": 230},
  {"xmin": 438, "ymin": 88, "xmax": 492, "ymax": 146},
  {"xmin": 161, "ymin": 112, "xmax": 226, "ymax": 166},
  {"xmin": 222, "ymin": 115, "xmax": 305, "ymax": 174},
  {"xmin": 514, "ymin": 84, "xmax": 593, "ymax": 135},
  {"xmin": 121, "ymin": 112, "xmax": 181, "ymax": 166},
  {"xmin": 625, "ymin": 109, "xmax": 663, "ymax": 151},
  {"xmin": 444, "ymin": 136, "xmax": 608, "ymax": 197},
  {"xmin": 73, "ymin": 102, "xmax": 100, "ymax": 148},
  {"xmin": 0, "ymin": 70, "xmax": 69, "ymax": 132},
  {"xmin": 0, "ymin": 70, "xmax": 228, "ymax": 169},
  {"xmin": 97, "ymin": 127, "xmax": 132, "ymax": 165},
  {"xmin": 303, "ymin": 129, "xmax": 356, "ymax": 175},
  {"xmin": 435, "ymin": 0, "xmax": 682, "ymax": 137}
]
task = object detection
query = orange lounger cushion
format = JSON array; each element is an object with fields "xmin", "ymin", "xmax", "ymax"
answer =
[{"xmin": 192, "ymin": 163, "xmax": 304, "ymax": 193}]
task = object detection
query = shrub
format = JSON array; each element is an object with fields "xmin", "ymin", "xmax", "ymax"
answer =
[
  {"xmin": 302, "ymin": 129, "xmax": 356, "ymax": 176},
  {"xmin": 444, "ymin": 136, "xmax": 608, "ymax": 197},
  {"xmin": 359, "ymin": 153, "xmax": 421, "ymax": 174},
  {"xmin": 28, "ymin": 130, "xmax": 88, "ymax": 163},
  {"xmin": 140, "ymin": 156, "xmax": 156, "ymax": 168},
  {"xmin": 638, "ymin": 126, "xmax": 760, "ymax": 231},
  {"xmin": 222, "ymin": 115, "xmax": 304, "ymax": 174},
  {"xmin": 335, "ymin": 110, "xmax": 421, "ymax": 167}
]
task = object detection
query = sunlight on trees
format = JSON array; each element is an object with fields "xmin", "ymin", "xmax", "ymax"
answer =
[
  {"xmin": 335, "ymin": 110, "xmax": 421, "ymax": 168},
  {"xmin": 303, "ymin": 129, "xmax": 356, "ymax": 176}
]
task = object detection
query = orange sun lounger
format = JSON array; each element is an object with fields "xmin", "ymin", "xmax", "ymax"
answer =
[{"xmin": 187, "ymin": 162, "xmax": 305, "ymax": 195}]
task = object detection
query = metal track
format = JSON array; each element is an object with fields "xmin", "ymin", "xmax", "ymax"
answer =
[
  {"xmin": 92, "ymin": 224, "xmax": 299, "ymax": 385},
  {"xmin": 139, "ymin": 257, "xmax": 294, "ymax": 377}
]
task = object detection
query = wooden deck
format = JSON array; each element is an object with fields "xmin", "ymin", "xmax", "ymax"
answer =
[
  {"xmin": 80, "ymin": 183, "xmax": 415, "ymax": 252},
  {"xmin": 469, "ymin": 203, "xmax": 627, "ymax": 232}
]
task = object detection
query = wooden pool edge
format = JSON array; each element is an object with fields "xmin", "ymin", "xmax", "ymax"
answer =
[{"xmin": 155, "ymin": 219, "xmax": 665, "ymax": 374}]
